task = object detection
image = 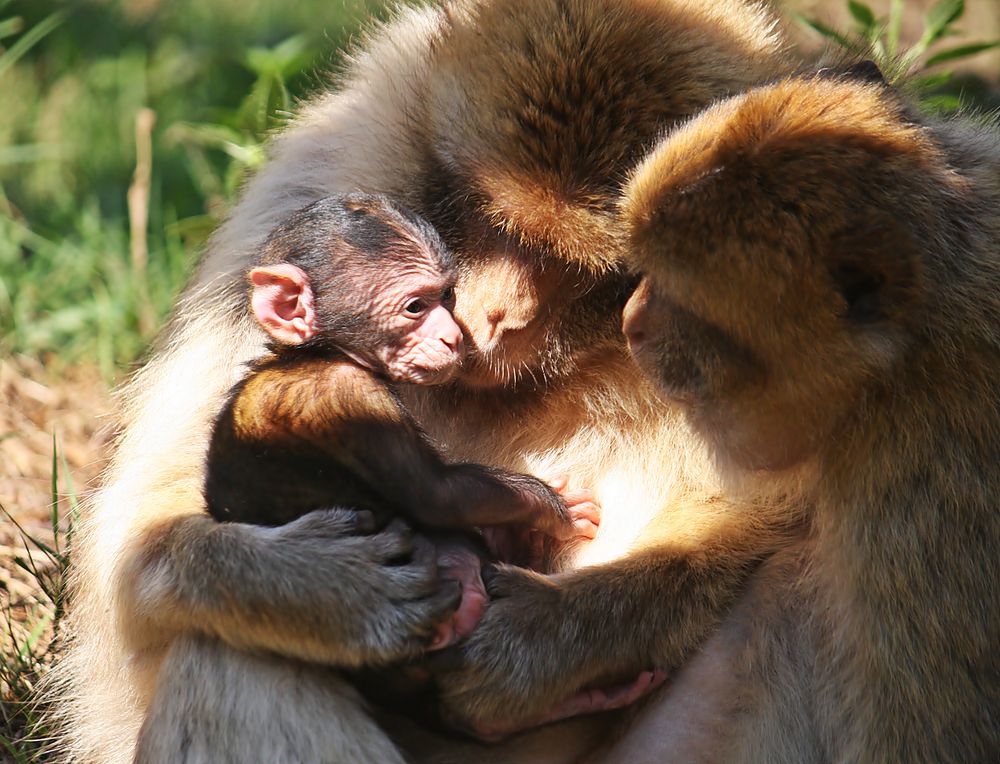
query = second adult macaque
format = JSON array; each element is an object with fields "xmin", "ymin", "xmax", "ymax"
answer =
[
  {"xmin": 618, "ymin": 72, "xmax": 1000, "ymax": 761},
  {"xmin": 204, "ymin": 193, "xmax": 599, "ymax": 647}
]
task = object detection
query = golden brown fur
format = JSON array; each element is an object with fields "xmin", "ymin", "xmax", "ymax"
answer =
[
  {"xmin": 619, "ymin": 74, "xmax": 1000, "ymax": 762},
  {"xmin": 49, "ymin": 1, "xmax": 798, "ymax": 762}
]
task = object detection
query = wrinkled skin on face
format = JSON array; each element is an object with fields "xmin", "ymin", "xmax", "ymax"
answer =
[
  {"xmin": 250, "ymin": 261, "xmax": 466, "ymax": 386},
  {"xmin": 361, "ymin": 267, "xmax": 465, "ymax": 386}
]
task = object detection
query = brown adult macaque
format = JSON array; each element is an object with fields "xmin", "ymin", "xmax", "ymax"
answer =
[
  {"xmin": 617, "ymin": 73, "xmax": 1000, "ymax": 762},
  {"xmin": 50, "ymin": 1, "xmax": 800, "ymax": 763}
]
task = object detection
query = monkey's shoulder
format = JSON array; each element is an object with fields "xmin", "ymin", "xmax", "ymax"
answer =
[{"xmin": 231, "ymin": 354, "xmax": 403, "ymax": 440}]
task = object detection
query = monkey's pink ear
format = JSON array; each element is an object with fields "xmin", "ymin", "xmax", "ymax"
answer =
[{"xmin": 249, "ymin": 264, "xmax": 317, "ymax": 345}]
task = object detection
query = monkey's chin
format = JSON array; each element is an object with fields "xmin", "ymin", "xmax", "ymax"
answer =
[
  {"xmin": 393, "ymin": 365, "xmax": 460, "ymax": 386},
  {"xmin": 455, "ymin": 353, "xmax": 538, "ymax": 390}
]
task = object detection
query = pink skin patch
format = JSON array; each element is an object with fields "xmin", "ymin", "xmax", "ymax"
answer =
[
  {"xmin": 249, "ymin": 264, "xmax": 318, "ymax": 345},
  {"xmin": 380, "ymin": 303, "xmax": 466, "ymax": 385},
  {"xmin": 477, "ymin": 481, "xmax": 602, "ymax": 569},
  {"xmin": 428, "ymin": 541, "xmax": 489, "ymax": 651},
  {"xmin": 548, "ymin": 474, "xmax": 602, "ymax": 540}
]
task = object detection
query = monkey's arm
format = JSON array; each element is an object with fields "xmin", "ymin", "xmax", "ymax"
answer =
[
  {"xmin": 300, "ymin": 364, "xmax": 578, "ymax": 536},
  {"xmin": 432, "ymin": 511, "xmax": 800, "ymax": 733},
  {"xmin": 119, "ymin": 507, "xmax": 460, "ymax": 667}
]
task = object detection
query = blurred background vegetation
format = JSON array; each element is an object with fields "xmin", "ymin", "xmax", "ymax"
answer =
[
  {"xmin": 0, "ymin": 0, "xmax": 393, "ymax": 378},
  {"xmin": 0, "ymin": 0, "xmax": 997, "ymax": 380}
]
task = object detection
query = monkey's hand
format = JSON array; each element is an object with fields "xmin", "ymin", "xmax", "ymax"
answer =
[
  {"xmin": 430, "ymin": 538, "xmax": 761, "ymax": 735},
  {"xmin": 550, "ymin": 478, "xmax": 601, "ymax": 540},
  {"xmin": 124, "ymin": 509, "xmax": 461, "ymax": 668},
  {"xmin": 512, "ymin": 475, "xmax": 601, "ymax": 542},
  {"xmin": 431, "ymin": 563, "xmax": 630, "ymax": 733}
]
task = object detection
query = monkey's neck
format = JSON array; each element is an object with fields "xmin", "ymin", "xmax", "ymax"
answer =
[{"xmin": 810, "ymin": 351, "xmax": 1000, "ymax": 665}]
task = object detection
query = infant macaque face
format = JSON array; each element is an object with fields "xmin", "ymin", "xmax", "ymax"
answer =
[{"xmin": 367, "ymin": 267, "xmax": 465, "ymax": 385}]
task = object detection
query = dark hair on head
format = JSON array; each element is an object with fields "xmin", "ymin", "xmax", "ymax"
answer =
[
  {"xmin": 257, "ymin": 193, "xmax": 453, "ymax": 275},
  {"xmin": 252, "ymin": 193, "xmax": 455, "ymax": 357}
]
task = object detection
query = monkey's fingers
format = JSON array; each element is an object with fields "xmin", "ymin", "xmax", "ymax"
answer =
[
  {"xmin": 428, "ymin": 615, "xmax": 458, "ymax": 651},
  {"xmin": 352, "ymin": 509, "xmax": 378, "ymax": 534},
  {"xmin": 570, "ymin": 517, "xmax": 600, "ymax": 540},
  {"xmin": 411, "ymin": 581, "xmax": 463, "ymax": 646},
  {"xmin": 373, "ymin": 518, "xmax": 417, "ymax": 565},
  {"xmin": 547, "ymin": 474, "xmax": 570, "ymax": 493},
  {"xmin": 481, "ymin": 563, "xmax": 555, "ymax": 600},
  {"xmin": 543, "ymin": 669, "xmax": 669, "ymax": 720},
  {"xmin": 285, "ymin": 507, "xmax": 379, "ymax": 538},
  {"xmin": 569, "ymin": 499, "xmax": 600, "ymax": 524},
  {"xmin": 559, "ymin": 487, "xmax": 598, "ymax": 508},
  {"xmin": 547, "ymin": 500, "xmax": 600, "ymax": 540},
  {"xmin": 459, "ymin": 669, "xmax": 670, "ymax": 742}
]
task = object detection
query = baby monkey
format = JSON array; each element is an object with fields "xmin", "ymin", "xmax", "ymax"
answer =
[{"xmin": 205, "ymin": 194, "xmax": 598, "ymax": 646}]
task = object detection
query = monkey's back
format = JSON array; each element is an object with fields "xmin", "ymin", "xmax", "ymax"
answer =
[{"xmin": 204, "ymin": 354, "xmax": 403, "ymax": 526}]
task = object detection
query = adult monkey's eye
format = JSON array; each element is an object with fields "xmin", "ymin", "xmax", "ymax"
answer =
[{"xmin": 405, "ymin": 298, "xmax": 426, "ymax": 315}]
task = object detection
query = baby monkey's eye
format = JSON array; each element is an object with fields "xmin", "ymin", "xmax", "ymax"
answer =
[
  {"xmin": 441, "ymin": 286, "xmax": 455, "ymax": 303},
  {"xmin": 404, "ymin": 298, "xmax": 426, "ymax": 315}
]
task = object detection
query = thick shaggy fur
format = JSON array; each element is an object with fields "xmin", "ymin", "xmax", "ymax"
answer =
[
  {"xmin": 49, "ymin": 2, "xmax": 795, "ymax": 762},
  {"xmin": 619, "ymin": 75, "xmax": 1000, "ymax": 762}
]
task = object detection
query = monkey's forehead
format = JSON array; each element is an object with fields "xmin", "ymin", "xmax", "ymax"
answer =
[{"xmin": 421, "ymin": 0, "xmax": 785, "ymax": 272}]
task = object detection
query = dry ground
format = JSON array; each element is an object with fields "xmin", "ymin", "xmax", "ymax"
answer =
[{"xmin": 0, "ymin": 358, "xmax": 112, "ymax": 758}]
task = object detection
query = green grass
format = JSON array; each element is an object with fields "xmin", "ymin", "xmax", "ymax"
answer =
[
  {"xmin": 795, "ymin": 0, "xmax": 1000, "ymax": 112},
  {"xmin": 0, "ymin": 0, "xmax": 389, "ymax": 379},
  {"xmin": 0, "ymin": 439, "xmax": 77, "ymax": 762}
]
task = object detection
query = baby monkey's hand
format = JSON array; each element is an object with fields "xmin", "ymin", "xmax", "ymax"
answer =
[{"xmin": 549, "ymin": 475, "xmax": 601, "ymax": 540}]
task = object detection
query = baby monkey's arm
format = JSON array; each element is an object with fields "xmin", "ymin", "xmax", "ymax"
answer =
[{"xmin": 302, "ymin": 364, "xmax": 598, "ymax": 539}]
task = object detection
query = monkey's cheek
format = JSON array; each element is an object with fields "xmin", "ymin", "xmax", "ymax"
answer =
[{"xmin": 633, "ymin": 346, "xmax": 706, "ymax": 406}]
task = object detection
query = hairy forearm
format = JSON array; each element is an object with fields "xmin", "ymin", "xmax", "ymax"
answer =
[
  {"xmin": 118, "ymin": 508, "xmax": 457, "ymax": 668},
  {"xmin": 558, "ymin": 545, "xmax": 762, "ymax": 675},
  {"xmin": 438, "ymin": 520, "xmax": 797, "ymax": 728},
  {"xmin": 119, "ymin": 514, "xmax": 334, "ymax": 660},
  {"xmin": 434, "ymin": 464, "xmax": 565, "ymax": 529}
]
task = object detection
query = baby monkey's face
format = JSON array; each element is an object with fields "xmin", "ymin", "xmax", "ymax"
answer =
[{"xmin": 367, "ymin": 267, "xmax": 465, "ymax": 385}]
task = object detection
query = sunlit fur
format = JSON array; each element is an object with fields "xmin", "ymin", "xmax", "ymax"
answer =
[
  {"xmin": 47, "ymin": 1, "xmax": 794, "ymax": 762},
  {"xmin": 619, "ymin": 74, "xmax": 1000, "ymax": 762}
]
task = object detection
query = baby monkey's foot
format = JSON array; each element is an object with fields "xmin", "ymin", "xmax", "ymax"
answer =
[{"xmin": 454, "ymin": 669, "xmax": 669, "ymax": 742}]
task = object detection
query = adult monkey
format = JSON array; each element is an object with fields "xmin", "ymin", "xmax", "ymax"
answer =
[
  {"xmin": 53, "ymin": 1, "xmax": 795, "ymax": 762},
  {"xmin": 613, "ymin": 71, "xmax": 1000, "ymax": 762}
]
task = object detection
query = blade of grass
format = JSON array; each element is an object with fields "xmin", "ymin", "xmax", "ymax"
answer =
[
  {"xmin": 59, "ymin": 446, "xmax": 80, "ymax": 516},
  {"xmin": 0, "ymin": 504, "xmax": 63, "ymax": 564},
  {"xmin": 0, "ymin": 15, "xmax": 23, "ymax": 40},
  {"xmin": 887, "ymin": 0, "xmax": 904, "ymax": 57},
  {"xmin": 16, "ymin": 611, "xmax": 53, "ymax": 661},
  {"xmin": 925, "ymin": 40, "xmax": 1000, "ymax": 67},
  {"xmin": 848, "ymin": 1, "xmax": 876, "ymax": 30},
  {"xmin": 0, "ymin": 9, "xmax": 67, "ymax": 78},
  {"xmin": 792, "ymin": 13, "xmax": 858, "ymax": 50},
  {"xmin": 50, "ymin": 434, "xmax": 60, "ymax": 547}
]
